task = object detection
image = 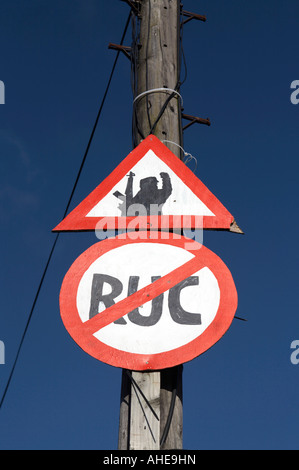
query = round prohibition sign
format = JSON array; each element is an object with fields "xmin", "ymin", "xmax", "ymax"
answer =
[{"xmin": 59, "ymin": 233, "xmax": 238, "ymax": 370}]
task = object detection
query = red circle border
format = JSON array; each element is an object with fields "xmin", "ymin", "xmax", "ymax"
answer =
[{"xmin": 59, "ymin": 234, "xmax": 238, "ymax": 370}]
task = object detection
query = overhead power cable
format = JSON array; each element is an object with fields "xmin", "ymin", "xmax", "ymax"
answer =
[{"xmin": 0, "ymin": 11, "xmax": 132, "ymax": 410}]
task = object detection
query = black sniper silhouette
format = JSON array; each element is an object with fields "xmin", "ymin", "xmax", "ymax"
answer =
[{"xmin": 113, "ymin": 171, "xmax": 172, "ymax": 216}]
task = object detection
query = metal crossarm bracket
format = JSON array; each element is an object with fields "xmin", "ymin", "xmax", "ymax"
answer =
[
  {"xmin": 182, "ymin": 113, "xmax": 211, "ymax": 131},
  {"xmin": 108, "ymin": 43, "xmax": 132, "ymax": 60},
  {"xmin": 120, "ymin": 0, "xmax": 141, "ymax": 16},
  {"xmin": 181, "ymin": 10, "xmax": 207, "ymax": 25}
]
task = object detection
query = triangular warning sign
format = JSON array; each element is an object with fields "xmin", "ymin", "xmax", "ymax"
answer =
[{"xmin": 53, "ymin": 135, "xmax": 237, "ymax": 232}]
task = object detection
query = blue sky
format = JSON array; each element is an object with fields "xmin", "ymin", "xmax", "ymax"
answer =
[{"xmin": 0, "ymin": 0, "xmax": 299, "ymax": 450}]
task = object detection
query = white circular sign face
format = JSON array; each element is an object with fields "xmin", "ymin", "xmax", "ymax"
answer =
[
  {"xmin": 76, "ymin": 242, "xmax": 220, "ymax": 355},
  {"xmin": 59, "ymin": 233, "xmax": 237, "ymax": 370}
]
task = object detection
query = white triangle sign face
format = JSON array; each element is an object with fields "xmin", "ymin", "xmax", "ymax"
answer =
[{"xmin": 53, "ymin": 135, "xmax": 235, "ymax": 232}]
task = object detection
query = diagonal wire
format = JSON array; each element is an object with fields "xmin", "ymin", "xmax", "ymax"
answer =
[
  {"xmin": 0, "ymin": 11, "xmax": 132, "ymax": 410},
  {"xmin": 59, "ymin": 11, "xmax": 131, "ymax": 222},
  {"xmin": 0, "ymin": 233, "xmax": 59, "ymax": 409},
  {"xmin": 125, "ymin": 370, "xmax": 159, "ymax": 421},
  {"xmin": 128, "ymin": 374, "xmax": 158, "ymax": 444},
  {"xmin": 160, "ymin": 366, "xmax": 179, "ymax": 447}
]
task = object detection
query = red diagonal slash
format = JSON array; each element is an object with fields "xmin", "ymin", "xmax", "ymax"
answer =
[{"xmin": 79, "ymin": 254, "xmax": 205, "ymax": 336}]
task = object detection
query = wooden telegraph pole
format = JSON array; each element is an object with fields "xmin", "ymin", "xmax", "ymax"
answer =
[{"xmin": 118, "ymin": 0, "xmax": 183, "ymax": 450}]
